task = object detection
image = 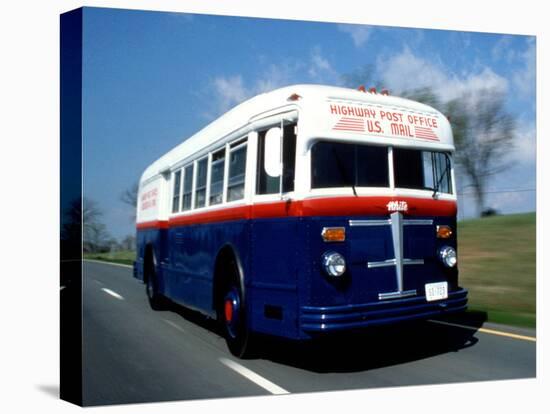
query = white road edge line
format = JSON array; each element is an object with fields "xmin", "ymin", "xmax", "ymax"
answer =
[
  {"xmin": 84, "ymin": 259, "xmax": 133, "ymax": 269},
  {"xmin": 428, "ymin": 319, "xmax": 536, "ymax": 342},
  {"xmin": 219, "ymin": 358, "xmax": 289, "ymax": 395},
  {"xmin": 101, "ymin": 288, "xmax": 125, "ymax": 300},
  {"xmin": 163, "ymin": 319, "xmax": 186, "ymax": 333}
]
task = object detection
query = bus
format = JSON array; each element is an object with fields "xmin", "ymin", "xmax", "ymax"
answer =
[{"xmin": 134, "ymin": 84, "xmax": 468, "ymax": 357}]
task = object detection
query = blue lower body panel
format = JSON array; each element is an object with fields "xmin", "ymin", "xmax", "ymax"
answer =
[{"xmin": 300, "ymin": 288, "xmax": 468, "ymax": 333}]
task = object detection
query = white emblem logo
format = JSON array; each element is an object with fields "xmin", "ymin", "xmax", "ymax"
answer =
[{"xmin": 387, "ymin": 200, "xmax": 408, "ymax": 212}]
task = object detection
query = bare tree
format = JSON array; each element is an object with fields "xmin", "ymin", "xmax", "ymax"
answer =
[
  {"xmin": 340, "ymin": 64, "xmax": 385, "ymax": 90},
  {"xmin": 341, "ymin": 60, "xmax": 517, "ymax": 217},
  {"xmin": 445, "ymin": 88, "xmax": 515, "ymax": 216},
  {"xmin": 82, "ymin": 198, "xmax": 112, "ymax": 253},
  {"xmin": 120, "ymin": 234, "xmax": 136, "ymax": 251},
  {"xmin": 120, "ymin": 182, "xmax": 139, "ymax": 221},
  {"xmin": 61, "ymin": 198, "xmax": 82, "ymax": 245},
  {"xmin": 401, "ymin": 87, "xmax": 442, "ymax": 110}
]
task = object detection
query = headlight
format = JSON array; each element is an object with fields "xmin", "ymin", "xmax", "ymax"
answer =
[
  {"xmin": 322, "ymin": 251, "xmax": 346, "ymax": 277},
  {"xmin": 439, "ymin": 246, "xmax": 457, "ymax": 267}
]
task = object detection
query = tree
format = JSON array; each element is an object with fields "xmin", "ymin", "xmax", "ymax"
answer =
[
  {"xmin": 120, "ymin": 181, "xmax": 139, "ymax": 221},
  {"xmin": 342, "ymin": 61, "xmax": 517, "ymax": 217},
  {"xmin": 445, "ymin": 88, "xmax": 515, "ymax": 216},
  {"xmin": 120, "ymin": 234, "xmax": 136, "ymax": 251},
  {"xmin": 340, "ymin": 64, "xmax": 384, "ymax": 90},
  {"xmin": 82, "ymin": 198, "xmax": 112, "ymax": 253},
  {"xmin": 401, "ymin": 87, "xmax": 442, "ymax": 110},
  {"xmin": 62, "ymin": 197, "xmax": 113, "ymax": 253}
]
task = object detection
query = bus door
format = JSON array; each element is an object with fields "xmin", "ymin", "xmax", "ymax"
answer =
[{"xmin": 249, "ymin": 119, "xmax": 299, "ymax": 336}]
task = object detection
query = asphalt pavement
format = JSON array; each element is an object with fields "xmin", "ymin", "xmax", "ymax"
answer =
[{"xmin": 79, "ymin": 260, "xmax": 536, "ymax": 406}]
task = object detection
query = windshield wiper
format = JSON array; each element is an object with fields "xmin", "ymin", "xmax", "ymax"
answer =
[
  {"xmin": 432, "ymin": 158, "xmax": 451, "ymax": 199},
  {"xmin": 332, "ymin": 147, "xmax": 358, "ymax": 196}
]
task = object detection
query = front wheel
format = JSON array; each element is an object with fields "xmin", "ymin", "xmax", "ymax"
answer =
[{"xmin": 220, "ymin": 278, "xmax": 254, "ymax": 358}]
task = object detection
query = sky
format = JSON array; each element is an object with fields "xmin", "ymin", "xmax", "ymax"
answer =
[{"xmin": 81, "ymin": 7, "xmax": 536, "ymax": 240}]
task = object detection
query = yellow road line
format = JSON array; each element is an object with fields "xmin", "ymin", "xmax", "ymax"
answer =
[{"xmin": 428, "ymin": 319, "xmax": 536, "ymax": 342}]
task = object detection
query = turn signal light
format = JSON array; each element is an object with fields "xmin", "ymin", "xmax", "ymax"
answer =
[
  {"xmin": 436, "ymin": 225, "xmax": 453, "ymax": 239},
  {"xmin": 321, "ymin": 227, "xmax": 346, "ymax": 242}
]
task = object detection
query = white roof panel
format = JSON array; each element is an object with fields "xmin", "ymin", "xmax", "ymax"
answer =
[{"xmin": 140, "ymin": 84, "xmax": 452, "ymax": 183}]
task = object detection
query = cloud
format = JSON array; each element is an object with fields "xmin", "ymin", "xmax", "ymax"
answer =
[
  {"xmin": 337, "ymin": 24, "xmax": 372, "ymax": 48},
  {"xmin": 307, "ymin": 46, "xmax": 337, "ymax": 82},
  {"xmin": 212, "ymin": 75, "xmax": 248, "ymax": 114},
  {"xmin": 513, "ymin": 119, "xmax": 536, "ymax": 164},
  {"xmin": 206, "ymin": 64, "xmax": 296, "ymax": 117},
  {"xmin": 255, "ymin": 60, "xmax": 305, "ymax": 94},
  {"xmin": 206, "ymin": 48, "xmax": 340, "ymax": 118},
  {"xmin": 512, "ymin": 38, "xmax": 536, "ymax": 100},
  {"xmin": 491, "ymin": 35, "xmax": 517, "ymax": 63},
  {"xmin": 491, "ymin": 36, "xmax": 535, "ymax": 102},
  {"xmin": 376, "ymin": 47, "xmax": 508, "ymax": 101}
]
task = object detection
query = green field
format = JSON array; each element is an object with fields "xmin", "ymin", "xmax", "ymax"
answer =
[
  {"xmin": 84, "ymin": 212, "xmax": 536, "ymax": 328},
  {"xmin": 458, "ymin": 212, "xmax": 536, "ymax": 328},
  {"xmin": 84, "ymin": 250, "xmax": 136, "ymax": 266}
]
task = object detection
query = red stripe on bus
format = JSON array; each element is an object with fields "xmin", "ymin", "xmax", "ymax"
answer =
[
  {"xmin": 136, "ymin": 196, "xmax": 456, "ymax": 230},
  {"xmin": 169, "ymin": 205, "xmax": 250, "ymax": 226},
  {"xmin": 136, "ymin": 220, "xmax": 169, "ymax": 230},
  {"xmin": 296, "ymin": 196, "xmax": 456, "ymax": 217}
]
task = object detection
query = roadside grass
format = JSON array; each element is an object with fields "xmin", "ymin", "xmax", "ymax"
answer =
[
  {"xmin": 84, "ymin": 250, "xmax": 135, "ymax": 266},
  {"xmin": 458, "ymin": 212, "xmax": 536, "ymax": 329}
]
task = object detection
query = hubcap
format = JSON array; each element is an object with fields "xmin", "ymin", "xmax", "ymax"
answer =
[
  {"xmin": 224, "ymin": 299, "xmax": 233, "ymax": 322},
  {"xmin": 224, "ymin": 287, "xmax": 240, "ymax": 339}
]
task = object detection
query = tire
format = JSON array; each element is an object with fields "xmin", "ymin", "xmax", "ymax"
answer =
[
  {"xmin": 219, "ymin": 274, "xmax": 254, "ymax": 358},
  {"xmin": 145, "ymin": 251, "xmax": 165, "ymax": 310}
]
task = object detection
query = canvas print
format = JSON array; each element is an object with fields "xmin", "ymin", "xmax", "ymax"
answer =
[{"xmin": 60, "ymin": 6, "xmax": 536, "ymax": 407}]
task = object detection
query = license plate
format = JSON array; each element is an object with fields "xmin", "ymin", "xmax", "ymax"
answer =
[{"xmin": 425, "ymin": 281, "xmax": 448, "ymax": 302}]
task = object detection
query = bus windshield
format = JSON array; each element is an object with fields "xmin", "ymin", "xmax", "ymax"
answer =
[{"xmin": 311, "ymin": 141, "xmax": 452, "ymax": 194}]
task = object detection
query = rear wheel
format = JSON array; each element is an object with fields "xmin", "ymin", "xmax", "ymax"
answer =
[
  {"xmin": 219, "ymin": 274, "xmax": 253, "ymax": 358},
  {"xmin": 145, "ymin": 251, "xmax": 165, "ymax": 310}
]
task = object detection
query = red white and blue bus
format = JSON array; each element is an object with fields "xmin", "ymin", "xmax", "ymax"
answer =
[{"xmin": 134, "ymin": 84, "xmax": 468, "ymax": 357}]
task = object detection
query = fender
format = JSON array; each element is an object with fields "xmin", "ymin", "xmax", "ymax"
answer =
[{"xmin": 213, "ymin": 243, "xmax": 246, "ymax": 313}]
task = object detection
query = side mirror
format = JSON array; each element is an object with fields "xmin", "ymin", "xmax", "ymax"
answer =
[{"xmin": 264, "ymin": 127, "xmax": 282, "ymax": 177}]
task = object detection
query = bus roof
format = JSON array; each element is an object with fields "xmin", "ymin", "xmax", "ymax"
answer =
[{"xmin": 141, "ymin": 84, "xmax": 451, "ymax": 183}]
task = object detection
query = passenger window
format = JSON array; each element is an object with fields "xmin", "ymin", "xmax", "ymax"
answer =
[
  {"xmin": 209, "ymin": 149, "xmax": 225, "ymax": 206},
  {"xmin": 182, "ymin": 164, "xmax": 193, "ymax": 211},
  {"xmin": 195, "ymin": 158, "xmax": 208, "ymax": 208},
  {"xmin": 227, "ymin": 140, "xmax": 247, "ymax": 202},
  {"xmin": 256, "ymin": 122, "xmax": 296, "ymax": 195},
  {"xmin": 172, "ymin": 170, "xmax": 181, "ymax": 213}
]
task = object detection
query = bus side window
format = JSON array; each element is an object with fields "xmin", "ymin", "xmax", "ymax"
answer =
[
  {"xmin": 195, "ymin": 158, "xmax": 208, "ymax": 208},
  {"xmin": 182, "ymin": 164, "xmax": 193, "ymax": 211},
  {"xmin": 172, "ymin": 169, "xmax": 182, "ymax": 213},
  {"xmin": 227, "ymin": 139, "xmax": 247, "ymax": 201},
  {"xmin": 209, "ymin": 149, "xmax": 225, "ymax": 206},
  {"xmin": 256, "ymin": 122, "xmax": 296, "ymax": 195}
]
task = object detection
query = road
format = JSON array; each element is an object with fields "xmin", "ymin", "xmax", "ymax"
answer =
[{"xmin": 80, "ymin": 260, "xmax": 536, "ymax": 406}]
